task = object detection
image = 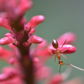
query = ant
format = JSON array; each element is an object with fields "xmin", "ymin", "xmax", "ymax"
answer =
[{"xmin": 51, "ymin": 39, "xmax": 84, "ymax": 73}]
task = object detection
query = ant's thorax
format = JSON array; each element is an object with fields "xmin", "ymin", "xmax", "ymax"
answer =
[{"xmin": 55, "ymin": 48, "xmax": 61, "ymax": 60}]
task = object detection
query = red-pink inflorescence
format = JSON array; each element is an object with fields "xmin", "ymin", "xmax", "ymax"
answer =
[{"xmin": 0, "ymin": 0, "xmax": 83, "ymax": 84}]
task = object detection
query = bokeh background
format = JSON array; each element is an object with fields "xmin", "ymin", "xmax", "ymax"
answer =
[{"xmin": 0, "ymin": 0, "xmax": 84, "ymax": 81}]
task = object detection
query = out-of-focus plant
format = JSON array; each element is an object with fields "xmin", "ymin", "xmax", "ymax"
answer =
[{"xmin": 0, "ymin": 0, "xmax": 83, "ymax": 84}]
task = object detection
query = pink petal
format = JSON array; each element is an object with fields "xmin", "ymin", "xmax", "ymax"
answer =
[{"xmin": 57, "ymin": 32, "xmax": 76, "ymax": 45}]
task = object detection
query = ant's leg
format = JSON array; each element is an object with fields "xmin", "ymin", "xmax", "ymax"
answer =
[
  {"xmin": 61, "ymin": 54, "xmax": 66, "ymax": 59},
  {"xmin": 48, "ymin": 49, "xmax": 53, "ymax": 55},
  {"xmin": 63, "ymin": 63, "xmax": 84, "ymax": 71},
  {"xmin": 54, "ymin": 55, "xmax": 57, "ymax": 62},
  {"xmin": 58, "ymin": 39, "xmax": 67, "ymax": 51},
  {"xmin": 62, "ymin": 66, "xmax": 72, "ymax": 80},
  {"xmin": 59, "ymin": 65, "xmax": 62, "ymax": 73},
  {"xmin": 61, "ymin": 48, "xmax": 68, "ymax": 52}
]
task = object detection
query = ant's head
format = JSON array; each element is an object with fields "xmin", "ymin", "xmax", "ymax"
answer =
[{"xmin": 52, "ymin": 39, "xmax": 58, "ymax": 49}]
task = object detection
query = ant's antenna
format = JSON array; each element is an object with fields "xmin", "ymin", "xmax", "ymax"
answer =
[
  {"xmin": 62, "ymin": 66, "xmax": 72, "ymax": 80},
  {"xmin": 70, "ymin": 64, "xmax": 84, "ymax": 71},
  {"xmin": 60, "ymin": 39, "xmax": 67, "ymax": 48},
  {"xmin": 63, "ymin": 63, "xmax": 84, "ymax": 71},
  {"xmin": 59, "ymin": 65, "xmax": 61, "ymax": 73}
]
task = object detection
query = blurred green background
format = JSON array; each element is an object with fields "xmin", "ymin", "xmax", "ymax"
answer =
[{"xmin": 0, "ymin": 0, "xmax": 84, "ymax": 81}]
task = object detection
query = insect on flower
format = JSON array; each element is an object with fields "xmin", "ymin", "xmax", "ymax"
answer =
[{"xmin": 51, "ymin": 39, "xmax": 84, "ymax": 73}]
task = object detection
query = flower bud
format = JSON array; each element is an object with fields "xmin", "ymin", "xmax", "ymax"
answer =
[
  {"xmin": 17, "ymin": 0, "xmax": 33, "ymax": 15},
  {"xmin": 0, "ymin": 37, "xmax": 14, "ymax": 45},
  {"xmin": 29, "ymin": 29, "xmax": 35, "ymax": 35},
  {"xmin": 0, "ymin": 74, "xmax": 8, "ymax": 81},
  {"xmin": 23, "ymin": 42, "xmax": 28, "ymax": 46},
  {"xmin": 28, "ymin": 35, "xmax": 43, "ymax": 44},
  {"xmin": 5, "ymin": 33, "xmax": 12, "ymax": 37},
  {"xmin": 24, "ymin": 25, "xmax": 31, "ymax": 32},
  {"xmin": 0, "ymin": 18, "xmax": 11, "ymax": 31},
  {"xmin": 60, "ymin": 44, "xmax": 76, "ymax": 54},
  {"xmin": 26, "ymin": 15, "xmax": 45, "ymax": 28},
  {"xmin": 9, "ymin": 58, "xmax": 16, "ymax": 65}
]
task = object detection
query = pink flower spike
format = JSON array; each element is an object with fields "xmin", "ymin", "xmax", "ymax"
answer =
[
  {"xmin": 60, "ymin": 44, "xmax": 76, "ymax": 54},
  {"xmin": 0, "ymin": 37, "xmax": 14, "ymax": 45},
  {"xmin": 57, "ymin": 32, "xmax": 76, "ymax": 45},
  {"xmin": 26, "ymin": 15, "xmax": 45, "ymax": 28},
  {"xmin": 28, "ymin": 35, "xmax": 43, "ymax": 44}
]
